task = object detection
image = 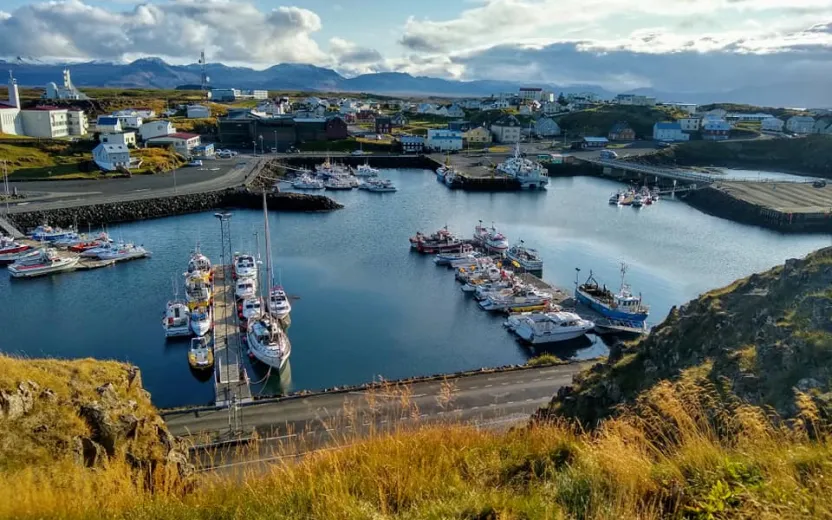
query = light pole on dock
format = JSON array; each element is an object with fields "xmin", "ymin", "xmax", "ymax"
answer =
[{"xmin": 215, "ymin": 211, "xmax": 241, "ymax": 435}]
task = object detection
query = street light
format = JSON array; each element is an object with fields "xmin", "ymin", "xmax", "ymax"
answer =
[
  {"xmin": 214, "ymin": 211, "xmax": 233, "ymax": 425},
  {"xmin": 252, "ymin": 140, "xmax": 256, "ymax": 157},
  {"xmin": 259, "ymin": 135, "xmax": 264, "ymax": 155},
  {"xmin": 274, "ymin": 130, "xmax": 277, "ymax": 153}
]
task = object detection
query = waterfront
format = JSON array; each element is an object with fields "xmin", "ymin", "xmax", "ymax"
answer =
[{"xmin": 2, "ymin": 168, "xmax": 829, "ymax": 408}]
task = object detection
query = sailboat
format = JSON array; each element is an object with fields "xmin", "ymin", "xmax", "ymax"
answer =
[{"xmin": 246, "ymin": 191, "xmax": 292, "ymax": 371}]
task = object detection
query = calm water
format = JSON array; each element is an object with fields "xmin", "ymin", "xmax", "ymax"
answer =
[{"xmin": 2, "ymin": 170, "xmax": 829, "ymax": 408}]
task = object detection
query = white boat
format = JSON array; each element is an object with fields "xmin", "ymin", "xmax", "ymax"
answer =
[
  {"xmin": 632, "ymin": 194, "xmax": 644, "ymax": 208},
  {"xmin": 316, "ymin": 158, "xmax": 349, "ymax": 176},
  {"xmin": 8, "ymin": 248, "xmax": 78, "ymax": 278},
  {"xmin": 97, "ymin": 243, "xmax": 149, "ymax": 261},
  {"xmin": 187, "ymin": 246, "xmax": 212, "ymax": 275},
  {"xmin": 497, "ymin": 143, "xmax": 548, "ymax": 190},
  {"xmin": 448, "ymin": 253, "xmax": 489, "ymax": 269},
  {"xmin": 51, "ymin": 232, "xmax": 83, "ymax": 248},
  {"xmin": 444, "ymin": 169, "xmax": 457, "ymax": 187},
  {"xmin": 27, "ymin": 224, "xmax": 78, "ymax": 242},
  {"xmin": 189, "ymin": 305, "xmax": 213, "ymax": 337},
  {"xmin": 478, "ymin": 287, "xmax": 551, "ymax": 312},
  {"xmin": 268, "ymin": 286, "xmax": 291, "ymax": 318},
  {"xmin": 184, "ymin": 271, "xmax": 212, "ymax": 309},
  {"xmin": 324, "ymin": 177, "xmax": 354, "ymax": 190},
  {"xmin": 188, "ymin": 336, "xmax": 214, "ymax": 370},
  {"xmin": 474, "ymin": 280, "xmax": 516, "ymax": 301},
  {"xmin": 292, "ymin": 174, "xmax": 325, "ymax": 190},
  {"xmin": 473, "ymin": 222, "xmax": 509, "ymax": 253},
  {"xmin": 353, "ymin": 163, "xmax": 379, "ymax": 176},
  {"xmin": 240, "ymin": 297, "xmax": 263, "ymax": 321},
  {"xmin": 0, "ymin": 236, "xmax": 33, "ymax": 263},
  {"xmin": 505, "ymin": 241, "xmax": 543, "ymax": 271},
  {"xmin": 512, "ymin": 311, "xmax": 595, "ymax": 344},
  {"xmin": 233, "ymin": 253, "xmax": 257, "ymax": 279},
  {"xmin": 434, "ymin": 244, "xmax": 475, "ymax": 266},
  {"xmin": 162, "ymin": 299, "xmax": 191, "ymax": 337},
  {"xmin": 80, "ymin": 241, "xmax": 118, "ymax": 258},
  {"xmin": 459, "ymin": 265, "xmax": 511, "ymax": 288},
  {"xmin": 365, "ymin": 179, "xmax": 397, "ymax": 192},
  {"xmin": 235, "ymin": 277, "xmax": 257, "ymax": 301}
]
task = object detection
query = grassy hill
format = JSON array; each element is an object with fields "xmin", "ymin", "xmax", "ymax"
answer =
[
  {"xmin": 2, "ymin": 250, "xmax": 832, "ymax": 519},
  {"xmin": 555, "ymin": 105, "xmax": 687, "ymax": 139},
  {"xmin": 699, "ymin": 103, "xmax": 805, "ymax": 120}
]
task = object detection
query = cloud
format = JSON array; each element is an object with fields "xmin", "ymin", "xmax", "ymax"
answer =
[{"xmin": 0, "ymin": 0, "xmax": 328, "ymax": 66}]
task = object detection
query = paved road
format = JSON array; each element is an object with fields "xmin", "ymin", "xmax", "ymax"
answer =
[{"xmin": 163, "ymin": 363, "xmax": 589, "ymax": 471}]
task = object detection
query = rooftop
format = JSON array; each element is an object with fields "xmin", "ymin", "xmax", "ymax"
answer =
[{"xmin": 655, "ymin": 122, "xmax": 682, "ymax": 130}]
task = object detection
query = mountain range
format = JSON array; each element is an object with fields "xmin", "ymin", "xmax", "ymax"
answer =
[{"xmin": 1, "ymin": 57, "xmax": 828, "ymax": 107}]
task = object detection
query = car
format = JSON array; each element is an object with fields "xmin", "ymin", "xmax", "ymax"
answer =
[
  {"xmin": 599, "ymin": 150, "xmax": 618, "ymax": 159},
  {"xmin": 270, "ymin": 147, "xmax": 278, "ymax": 153},
  {"xmin": 657, "ymin": 142, "xmax": 671, "ymax": 149},
  {"xmin": 352, "ymin": 150, "xmax": 366, "ymax": 156},
  {"xmin": 187, "ymin": 160, "xmax": 203, "ymax": 167}
]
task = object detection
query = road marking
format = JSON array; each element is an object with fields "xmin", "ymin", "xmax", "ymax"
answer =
[
  {"xmin": 501, "ymin": 382, "xmax": 509, "ymax": 386},
  {"xmin": 532, "ymin": 378, "xmax": 541, "ymax": 382},
  {"xmin": 132, "ymin": 188, "xmax": 150, "ymax": 192},
  {"xmin": 469, "ymin": 386, "xmax": 479, "ymax": 389},
  {"xmin": 507, "ymin": 401, "xmax": 515, "ymax": 405},
  {"xmin": 526, "ymin": 398, "xmax": 534, "ymax": 402},
  {"xmin": 471, "ymin": 406, "xmax": 479, "ymax": 410},
  {"xmin": 485, "ymin": 384, "xmax": 493, "ymax": 388}
]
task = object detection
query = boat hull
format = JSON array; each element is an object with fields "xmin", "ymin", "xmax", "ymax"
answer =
[
  {"xmin": 515, "ymin": 325, "xmax": 592, "ymax": 344},
  {"xmin": 164, "ymin": 325, "xmax": 191, "ymax": 338},
  {"xmin": 575, "ymin": 289, "xmax": 649, "ymax": 322},
  {"xmin": 8, "ymin": 257, "xmax": 79, "ymax": 278}
]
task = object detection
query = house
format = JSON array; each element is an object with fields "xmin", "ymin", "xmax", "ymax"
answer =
[
  {"xmin": 463, "ymin": 126, "xmax": 492, "ymax": 144},
  {"xmin": 812, "ymin": 118, "xmax": 832, "ymax": 135},
  {"xmin": 446, "ymin": 104, "xmax": 465, "ymax": 118},
  {"xmin": 325, "ymin": 116, "xmax": 348, "ymax": 140},
  {"xmin": 432, "ymin": 106, "xmax": 450, "ymax": 117},
  {"xmin": 519, "ymin": 87, "xmax": 543, "ymax": 101},
  {"xmin": 702, "ymin": 120, "xmax": 731, "ymax": 141},
  {"xmin": 786, "ymin": 116, "xmax": 815, "ymax": 134},
  {"xmin": 192, "ymin": 144, "xmax": 215, "ymax": 158},
  {"xmin": 112, "ymin": 114, "xmax": 143, "ymax": 129},
  {"xmin": 375, "ymin": 116, "xmax": 392, "ymax": 134},
  {"xmin": 725, "ymin": 112, "xmax": 774, "ymax": 123},
  {"xmin": 541, "ymin": 102, "xmax": 562, "ymax": 116},
  {"xmin": 480, "ymin": 99, "xmax": 510, "ymax": 110},
  {"xmin": 535, "ymin": 117, "xmax": 561, "ymax": 138},
  {"xmin": 761, "ymin": 118, "xmax": 785, "ymax": 132},
  {"xmin": 19, "ymin": 107, "xmax": 69, "ymax": 138},
  {"xmin": 678, "ymin": 117, "xmax": 702, "ymax": 132},
  {"xmin": 653, "ymin": 122, "xmax": 689, "ymax": 142},
  {"xmin": 572, "ymin": 137, "xmax": 609, "ymax": 149},
  {"xmin": 448, "ymin": 120, "xmax": 473, "ymax": 132},
  {"xmin": 400, "ymin": 135, "xmax": 425, "ymax": 153},
  {"xmin": 702, "ymin": 109, "xmax": 727, "ymax": 120},
  {"xmin": 490, "ymin": 115, "xmax": 522, "ymax": 143},
  {"xmin": 100, "ymin": 131, "xmax": 136, "ymax": 147},
  {"xmin": 139, "ymin": 120, "xmax": 176, "ymax": 141},
  {"xmin": 614, "ymin": 94, "xmax": 656, "ymax": 106},
  {"xmin": 426, "ymin": 129, "xmax": 463, "ymax": 151},
  {"xmin": 356, "ymin": 110, "xmax": 376, "ymax": 122},
  {"xmin": 390, "ymin": 113, "xmax": 408, "ymax": 127},
  {"xmin": 96, "ymin": 116, "xmax": 122, "ymax": 134},
  {"xmin": 460, "ymin": 99, "xmax": 482, "ymax": 110},
  {"xmin": 607, "ymin": 121, "xmax": 634, "ymax": 141},
  {"xmin": 416, "ymin": 103, "xmax": 437, "ymax": 114},
  {"xmin": 92, "ymin": 143, "xmax": 132, "ymax": 172},
  {"xmin": 0, "ymin": 74, "xmax": 22, "ymax": 135},
  {"xmin": 661, "ymin": 102, "xmax": 698, "ymax": 115},
  {"xmin": 186, "ymin": 105, "xmax": 211, "ymax": 119},
  {"xmin": 67, "ymin": 110, "xmax": 88, "ymax": 136},
  {"xmin": 145, "ymin": 132, "xmax": 202, "ymax": 156}
]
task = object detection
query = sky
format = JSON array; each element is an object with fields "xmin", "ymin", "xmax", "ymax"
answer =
[{"xmin": 0, "ymin": 0, "xmax": 831, "ymax": 93}]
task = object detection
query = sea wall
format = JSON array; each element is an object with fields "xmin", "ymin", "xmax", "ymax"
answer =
[{"xmin": 8, "ymin": 189, "xmax": 342, "ymax": 231}]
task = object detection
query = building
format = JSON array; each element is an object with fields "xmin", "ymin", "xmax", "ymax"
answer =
[
  {"xmin": 186, "ymin": 105, "xmax": 211, "ymax": 119},
  {"xmin": 572, "ymin": 137, "xmax": 610, "ymax": 149},
  {"xmin": 535, "ymin": 117, "xmax": 561, "ymax": 138},
  {"xmin": 490, "ymin": 115, "xmax": 522, "ymax": 143},
  {"xmin": 541, "ymin": 102, "xmax": 562, "ymax": 116},
  {"xmin": 0, "ymin": 74, "xmax": 22, "ymax": 135},
  {"xmin": 400, "ymin": 135, "xmax": 425, "ymax": 153},
  {"xmin": 761, "ymin": 118, "xmax": 785, "ymax": 132},
  {"xmin": 463, "ymin": 126, "xmax": 492, "ymax": 144},
  {"xmin": 19, "ymin": 107, "xmax": 69, "ymax": 138},
  {"xmin": 96, "ymin": 116, "xmax": 123, "ymax": 134},
  {"xmin": 67, "ymin": 110, "xmax": 88, "ymax": 136},
  {"xmin": 614, "ymin": 94, "xmax": 657, "ymax": 106},
  {"xmin": 325, "ymin": 116, "xmax": 348, "ymax": 140},
  {"xmin": 678, "ymin": 117, "xmax": 702, "ymax": 132},
  {"xmin": 100, "ymin": 131, "xmax": 136, "ymax": 147},
  {"xmin": 375, "ymin": 116, "xmax": 392, "ymax": 134},
  {"xmin": 653, "ymin": 122, "xmax": 689, "ymax": 142},
  {"xmin": 446, "ymin": 105, "xmax": 465, "ymax": 118},
  {"xmin": 702, "ymin": 120, "xmax": 731, "ymax": 141},
  {"xmin": 43, "ymin": 69, "xmax": 88, "ymax": 101},
  {"xmin": 702, "ymin": 109, "xmax": 727, "ymax": 120},
  {"xmin": 519, "ymin": 87, "xmax": 544, "ymax": 101},
  {"xmin": 661, "ymin": 102, "xmax": 698, "ymax": 115},
  {"xmin": 192, "ymin": 144, "xmax": 215, "ymax": 158},
  {"xmin": 481, "ymin": 99, "xmax": 510, "ymax": 110},
  {"xmin": 725, "ymin": 112, "xmax": 774, "ymax": 122},
  {"xmin": 786, "ymin": 116, "xmax": 815, "ymax": 134},
  {"xmin": 92, "ymin": 143, "xmax": 133, "ymax": 171},
  {"xmin": 146, "ymin": 132, "xmax": 202, "ymax": 156},
  {"xmin": 448, "ymin": 120, "xmax": 473, "ymax": 132},
  {"xmin": 426, "ymin": 129, "xmax": 463, "ymax": 152},
  {"xmin": 607, "ymin": 121, "xmax": 634, "ymax": 141},
  {"xmin": 139, "ymin": 120, "xmax": 176, "ymax": 141},
  {"xmin": 112, "ymin": 114, "xmax": 142, "ymax": 129},
  {"xmin": 812, "ymin": 118, "xmax": 832, "ymax": 135},
  {"xmin": 391, "ymin": 113, "xmax": 408, "ymax": 127}
]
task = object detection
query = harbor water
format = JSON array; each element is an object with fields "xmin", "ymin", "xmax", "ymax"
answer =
[{"xmin": 2, "ymin": 169, "xmax": 829, "ymax": 408}]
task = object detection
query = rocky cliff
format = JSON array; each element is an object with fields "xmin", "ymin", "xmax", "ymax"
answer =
[
  {"xmin": 0, "ymin": 355, "xmax": 192, "ymax": 480},
  {"xmin": 539, "ymin": 246, "xmax": 832, "ymax": 427}
]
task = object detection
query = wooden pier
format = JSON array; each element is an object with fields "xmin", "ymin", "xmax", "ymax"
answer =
[
  {"xmin": 212, "ymin": 267, "xmax": 253, "ymax": 407},
  {"xmin": 517, "ymin": 273, "xmax": 572, "ymax": 306}
]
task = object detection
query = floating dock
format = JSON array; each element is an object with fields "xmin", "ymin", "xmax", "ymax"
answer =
[{"xmin": 212, "ymin": 267, "xmax": 253, "ymax": 407}]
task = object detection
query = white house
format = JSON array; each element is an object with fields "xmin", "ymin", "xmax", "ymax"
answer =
[
  {"xmin": 139, "ymin": 120, "xmax": 176, "ymax": 141},
  {"xmin": 702, "ymin": 109, "xmax": 727, "ymax": 120},
  {"xmin": 786, "ymin": 116, "xmax": 815, "ymax": 134},
  {"xmin": 702, "ymin": 120, "xmax": 732, "ymax": 141},
  {"xmin": 490, "ymin": 115, "xmax": 522, "ymax": 143},
  {"xmin": 19, "ymin": 107, "xmax": 69, "ymax": 138},
  {"xmin": 426, "ymin": 129, "xmax": 463, "ymax": 152},
  {"xmin": 678, "ymin": 117, "xmax": 702, "ymax": 132},
  {"xmin": 614, "ymin": 94, "xmax": 657, "ymax": 106},
  {"xmin": 662, "ymin": 102, "xmax": 698, "ymax": 115},
  {"xmin": 481, "ymin": 99, "xmax": 510, "ymax": 110},
  {"xmin": 100, "ymin": 131, "xmax": 136, "ymax": 147},
  {"xmin": 186, "ymin": 105, "xmax": 211, "ymax": 119},
  {"xmin": 761, "ymin": 118, "xmax": 785, "ymax": 132},
  {"xmin": 113, "ymin": 114, "xmax": 143, "ymax": 129},
  {"xmin": 519, "ymin": 87, "xmax": 543, "ymax": 101},
  {"xmin": 0, "ymin": 74, "xmax": 22, "ymax": 135},
  {"xmin": 653, "ymin": 122, "xmax": 689, "ymax": 142},
  {"xmin": 534, "ymin": 117, "xmax": 561, "ymax": 137},
  {"xmin": 446, "ymin": 104, "xmax": 465, "ymax": 118},
  {"xmin": 145, "ymin": 132, "xmax": 202, "ymax": 156},
  {"xmin": 460, "ymin": 99, "xmax": 482, "ymax": 110},
  {"xmin": 726, "ymin": 112, "xmax": 774, "ymax": 122},
  {"xmin": 92, "ymin": 143, "xmax": 132, "ymax": 171},
  {"xmin": 67, "ymin": 110, "xmax": 88, "ymax": 136},
  {"xmin": 96, "ymin": 116, "xmax": 123, "ymax": 134}
]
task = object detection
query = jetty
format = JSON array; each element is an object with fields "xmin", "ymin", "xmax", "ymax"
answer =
[{"xmin": 212, "ymin": 267, "xmax": 253, "ymax": 407}]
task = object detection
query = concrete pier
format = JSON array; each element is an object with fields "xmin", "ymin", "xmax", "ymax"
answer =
[{"xmin": 212, "ymin": 267, "xmax": 253, "ymax": 407}]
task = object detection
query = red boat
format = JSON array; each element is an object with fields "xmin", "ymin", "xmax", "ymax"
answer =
[
  {"xmin": 410, "ymin": 226, "xmax": 458, "ymax": 249},
  {"xmin": 69, "ymin": 241, "xmax": 103, "ymax": 253},
  {"xmin": 0, "ymin": 238, "xmax": 32, "ymax": 263}
]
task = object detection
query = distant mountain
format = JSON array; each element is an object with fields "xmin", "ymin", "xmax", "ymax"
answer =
[{"xmin": 0, "ymin": 57, "xmax": 826, "ymax": 106}]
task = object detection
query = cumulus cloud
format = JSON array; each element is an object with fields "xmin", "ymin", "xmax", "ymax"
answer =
[{"xmin": 0, "ymin": 0, "xmax": 328, "ymax": 66}]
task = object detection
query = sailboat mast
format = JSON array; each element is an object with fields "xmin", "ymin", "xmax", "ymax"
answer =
[{"xmin": 262, "ymin": 190, "xmax": 273, "ymax": 298}]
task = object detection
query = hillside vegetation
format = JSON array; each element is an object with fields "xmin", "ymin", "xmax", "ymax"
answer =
[
  {"xmin": 699, "ymin": 103, "xmax": 805, "ymax": 119},
  {"xmin": 555, "ymin": 105, "xmax": 686, "ymax": 138},
  {"xmin": 0, "ymin": 139, "xmax": 94, "ymax": 179},
  {"xmin": 2, "ymin": 249, "xmax": 832, "ymax": 519}
]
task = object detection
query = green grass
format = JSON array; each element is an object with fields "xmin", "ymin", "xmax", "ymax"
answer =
[{"xmin": 527, "ymin": 354, "xmax": 567, "ymax": 366}]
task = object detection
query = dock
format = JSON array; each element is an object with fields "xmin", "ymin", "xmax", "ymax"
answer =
[
  {"xmin": 516, "ymin": 273, "xmax": 571, "ymax": 306},
  {"xmin": 212, "ymin": 267, "xmax": 253, "ymax": 407}
]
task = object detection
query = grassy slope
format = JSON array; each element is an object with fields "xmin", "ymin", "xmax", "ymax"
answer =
[{"xmin": 555, "ymin": 105, "xmax": 687, "ymax": 139}]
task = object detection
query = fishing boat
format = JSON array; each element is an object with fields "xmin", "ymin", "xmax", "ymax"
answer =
[
  {"xmin": 609, "ymin": 192, "xmax": 623, "ymax": 205},
  {"xmin": 238, "ymin": 297, "xmax": 263, "ymax": 321},
  {"xmin": 233, "ymin": 253, "xmax": 257, "ymax": 279},
  {"xmin": 505, "ymin": 241, "xmax": 543, "ymax": 271},
  {"xmin": 27, "ymin": 224, "xmax": 77, "ymax": 242},
  {"xmin": 496, "ymin": 143, "xmax": 549, "ymax": 190},
  {"xmin": 433, "ymin": 244, "xmax": 476, "ymax": 266},
  {"xmin": 8, "ymin": 248, "xmax": 78, "ymax": 278},
  {"xmin": 353, "ymin": 163, "xmax": 379, "ymax": 177},
  {"xmin": 184, "ymin": 271, "xmax": 212, "ymax": 309},
  {"xmin": 68, "ymin": 232, "xmax": 111, "ymax": 253},
  {"xmin": 511, "ymin": 311, "xmax": 595, "ymax": 344},
  {"xmin": 0, "ymin": 237, "xmax": 32, "ymax": 263},
  {"xmin": 235, "ymin": 277, "xmax": 257, "ymax": 301},
  {"xmin": 162, "ymin": 299, "xmax": 190, "ymax": 337},
  {"xmin": 246, "ymin": 191, "xmax": 292, "ymax": 371},
  {"xmin": 593, "ymin": 318, "xmax": 649, "ymax": 336},
  {"xmin": 482, "ymin": 226, "xmax": 509, "ymax": 253},
  {"xmin": 364, "ymin": 179, "xmax": 397, "ymax": 192},
  {"xmin": 324, "ymin": 177, "xmax": 354, "ymax": 190},
  {"xmin": 187, "ymin": 246, "xmax": 212, "ymax": 275},
  {"xmin": 454, "ymin": 257, "xmax": 497, "ymax": 282},
  {"xmin": 411, "ymin": 226, "xmax": 465, "ymax": 254},
  {"xmin": 189, "ymin": 304, "xmax": 213, "ymax": 337},
  {"xmin": 316, "ymin": 158, "xmax": 349, "ymax": 176},
  {"xmin": 188, "ymin": 336, "xmax": 214, "ymax": 371},
  {"xmin": 474, "ymin": 279, "xmax": 517, "ymax": 301},
  {"xmin": 97, "ymin": 243, "xmax": 149, "ymax": 261},
  {"xmin": 51, "ymin": 232, "xmax": 83, "ymax": 248},
  {"xmin": 448, "ymin": 253, "xmax": 487, "ymax": 269},
  {"xmin": 292, "ymin": 174, "xmax": 325, "ymax": 190},
  {"xmin": 444, "ymin": 169, "xmax": 457, "ymax": 187},
  {"xmin": 410, "ymin": 226, "xmax": 457, "ymax": 249},
  {"xmin": 459, "ymin": 265, "xmax": 510, "ymax": 288},
  {"xmin": 575, "ymin": 264, "xmax": 649, "ymax": 322}
]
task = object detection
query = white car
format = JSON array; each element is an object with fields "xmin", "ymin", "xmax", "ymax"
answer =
[{"xmin": 351, "ymin": 150, "xmax": 366, "ymax": 156}]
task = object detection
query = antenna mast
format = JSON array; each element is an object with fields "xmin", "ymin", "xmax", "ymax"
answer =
[{"xmin": 200, "ymin": 50, "xmax": 209, "ymax": 101}]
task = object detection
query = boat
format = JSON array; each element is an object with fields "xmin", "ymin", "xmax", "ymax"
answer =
[
  {"xmin": 474, "ymin": 223, "xmax": 508, "ymax": 253},
  {"xmin": 632, "ymin": 194, "xmax": 644, "ymax": 208},
  {"xmin": 239, "ymin": 297, "xmax": 263, "ymax": 321},
  {"xmin": 316, "ymin": 158, "xmax": 349, "ymax": 176},
  {"xmin": 575, "ymin": 264, "xmax": 649, "ymax": 322},
  {"xmin": 454, "ymin": 257, "xmax": 497, "ymax": 282},
  {"xmin": 459, "ymin": 265, "xmax": 511, "ymax": 288},
  {"xmin": 353, "ymin": 163, "xmax": 379, "ymax": 176},
  {"xmin": 433, "ymin": 244, "xmax": 476, "ymax": 266},
  {"xmin": 27, "ymin": 224, "xmax": 77, "ymax": 242},
  {"xmin": 8, "ymin": 248, "xmax": 79, "ymax": 278},
  {"xmin": 511, "ymin": 311, "xmax": 595, "ymax": 344},
  {"xmin": 235, "ymin": 277, "xmax": 257, "ymax": 301},
  {"xmin": 184, "ymin": 271, "xmax": 212, "ymax": 309},
  {"xmin": 246, "ymin": 191, "xmax": 292, "ymax": 371},
  {"xmin": 188, "ymin": 336, "xmax": 214, "ymax": 370},
  {"xmin": 411, "ymin": 226, "xmax": 465, "ymax": 254},
  {"xmin": 593, "ymin": 318, "xmax": 649, "ymax": 336},
  {"xmin": 364, "ymin": 179, "xmax": 397, "ymax": 192},
  {"xmin": 292, "ymin": 174, "xmax": 325, "ymax": 190},
  {"xmin": 162, "ymin": 295, "xmax": 190, "ymax": 338},
  {"xmin": 189, "ymin": 305, "xmax": 213, "ymax": 337},
  {"xmin": 233, "ymin": 253, "xmax": 257, "ymax": 279},
  {"xmin": 68, "ymin": 233, "xmax": 111, "ymax": 253},
  {"xmin": 448, "ymin": 253, "xmax": 487, "ymax": 269},
  {"xmin": 444, "ymin": 169, "xmax": 457, "ymax": 187},
  {"xmin": 496, "ymin": 143, "xmax": 549, "ymax": 190},
  {"xmin": 268, "ymin": 286, "xmax": 291, "ymax": 318},
  {"xmin": 97, "ymin": 243, "xmax": 149, "ymax": 261},
  {"xmin": 187, "ymin": 246, "xmax": 212, "ymax": 276},
  {"xmin": 324, "ymin": 177, "xmax": 354, "ymax": 190},
  {"xmin": 474, "ymin": 279, "xmax": 516, "ymax": 301},
  {"xmin": 0, "ymin": 236, "xmax": 32, "ymax": 263},
  {"xmin": 410, "ymin": 226, "xmax": 457, "ymax": 249},
  {"xmin": 51, "ymin": 232, "xmax": 83, "ymax": 248},
  {"xmin": 505, "ymin": 241, "xmax": 543, "ymax": 271},
  {"xmin": 609, "ymin": 192, "xmax": 623, "ymax": 205},
  {"xmin": 478, "ymin": 286, "xmax": 551, "ymax": 312},
  {"xmin": 80, "ymin": 240, "xmax": 119, "ymax": 258}
]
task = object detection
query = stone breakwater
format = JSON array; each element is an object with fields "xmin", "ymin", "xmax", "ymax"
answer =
[{"xmin": 8, "ymin": 189, "xmax": 343, "ymax": 231}]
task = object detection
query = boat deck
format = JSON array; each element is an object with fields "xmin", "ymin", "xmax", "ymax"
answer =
[
  {"xmin": 516, "ymin": 273, "xmax": 571, "ymax": 305},
  {"xmin": 213, "ymin": 266, "xmax": 253, "ymax": 407}
]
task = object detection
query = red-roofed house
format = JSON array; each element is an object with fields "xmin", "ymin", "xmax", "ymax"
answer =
[{"xmin": 145, "ymin": 132, "xmax": 202, "ymax": 156}]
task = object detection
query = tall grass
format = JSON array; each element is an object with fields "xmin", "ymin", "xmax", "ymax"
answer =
[{"xmin": 1, "ymin": 374, "xmax": 830, "ymax": 520}]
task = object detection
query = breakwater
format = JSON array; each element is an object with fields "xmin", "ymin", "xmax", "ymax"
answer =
[{"xmin": 8, "ymin": 189, "xmax": 343, "ymax": 231}]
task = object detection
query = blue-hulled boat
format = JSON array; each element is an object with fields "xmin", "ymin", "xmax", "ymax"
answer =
[
  {"xmin": 574, "ymin": 264, "xmax": 649, "ymax": 322},
  {"xmin": 28, "ymin": 224, "xmax": 78, "ymax": 242}
]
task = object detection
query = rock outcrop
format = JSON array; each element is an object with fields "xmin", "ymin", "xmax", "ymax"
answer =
[{"xmin": 538, "ymin": 246, "xmax": 832, "ymax": 427}]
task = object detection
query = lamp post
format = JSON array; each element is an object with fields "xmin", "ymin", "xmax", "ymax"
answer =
[
  {"xmin": 259, "ymin": 135, "xmax": 264, "ymax": 155},
  {"xmin": 252, "ymin": 141, "xmax": 256, "ymax": 157},
  {"xmin": 214, "ymin": 211, "xmax": 235, "ymax": 432},
  {"xmin": 274, "ymin": 130, "xmax": 277, "ymax": 153}
]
